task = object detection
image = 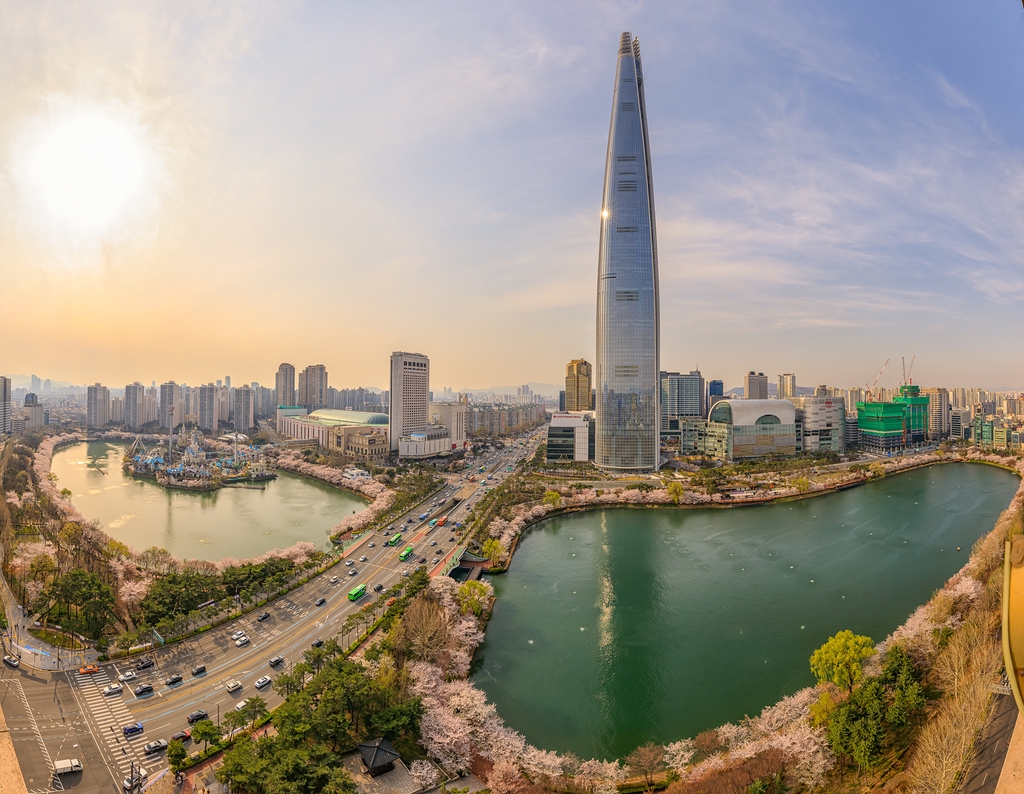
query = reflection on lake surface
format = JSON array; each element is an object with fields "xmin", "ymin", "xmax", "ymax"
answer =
[
  {"xmin": 473, "ymin": 463, "xmax": 1019, "ymax": 759},
  {"xmin": 51, "ymin": 441, "xmax": 367, "ymax": 561}
]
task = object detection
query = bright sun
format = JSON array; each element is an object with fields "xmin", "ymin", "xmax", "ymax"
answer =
[{"xmin": 14, "ymin": 101, "xmax": 158, "ymax": 246}]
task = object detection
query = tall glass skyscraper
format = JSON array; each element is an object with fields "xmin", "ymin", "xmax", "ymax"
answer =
[{"xmin": 595, "ymin": 32, "xmax": 660, "ymax": 471}]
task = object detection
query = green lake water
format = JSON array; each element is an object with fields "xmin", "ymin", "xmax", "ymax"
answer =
[
  {"xmin": 50, "ymin": 440, "xmax": 367, "ymax": 561},
  {"xmin": 472, "ymin": 463, "xmax": 1019, "ymax": 759}
]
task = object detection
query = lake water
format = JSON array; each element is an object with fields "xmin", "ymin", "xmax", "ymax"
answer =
[
  {"xmin": 472, "ymin": 463, "xmax": 1019, "ymax": 759},
  {"xmin": 50, "ymin": 440, "xmax": 367, "ymax": 561}
]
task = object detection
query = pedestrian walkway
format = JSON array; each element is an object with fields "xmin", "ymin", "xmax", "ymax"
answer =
[{"xmin": 68, "ymin": 668, "xmax": 158, "ymax": 778}]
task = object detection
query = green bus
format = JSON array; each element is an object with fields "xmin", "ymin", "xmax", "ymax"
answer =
[
  {"xmin": 387, "ymin": 533, "xmax": 402, "ymax": 546},
  {"xmin": 347, "ymin": 583, "xmax": 367, "ymax": 601},
  {"xmin": 428, "ymin": 519, "xmax": 439, "ymax": 529},
  {"xmin": 399, "ymin": 546, "xmax": 414, "ymax": 562}
]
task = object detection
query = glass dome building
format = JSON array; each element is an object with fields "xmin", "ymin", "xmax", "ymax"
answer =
[{"xmin": 595, "ymin": 32, "xmax": 661, "ymax": 471}]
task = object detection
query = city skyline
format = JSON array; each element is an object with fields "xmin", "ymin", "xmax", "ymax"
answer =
[{"xmin": 3, "ymin": 4, "xmax": 1024, "ymax": 389}]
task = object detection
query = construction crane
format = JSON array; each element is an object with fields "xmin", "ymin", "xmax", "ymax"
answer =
[
  {"xmin": 900, "ymin": 355, "xmax": 917, "ymax": 387},
  {"xmin": 865, "ymin": 359, "xmax": 889, "ymax": 396}
]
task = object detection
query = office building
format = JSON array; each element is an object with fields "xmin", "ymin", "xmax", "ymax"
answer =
[
  {"xmin": 791, "ymin": 396, "xmax": 846, "ymax": 452},
  {"xmin": 87, "ymin": 383, "xmax": 110, "ymax": 428},
  {"xmin": 276, "ymin": 363, "xmax": 296, "ymax": 408},
  {"xmin": 0, "ymin": 376, "xmax": 11, "ymax": 435},
  {"xmin": 951, "ymin": 409, "xmax": 972, "ymax": 440},
  {"xmin": 198, "ymin": 383, "xmax": 219, "ymax": 432},
  {"xmin": 564, "ymin": 359, "xmax": 593, "ymax": 412},
  {"xmin": 744, "ymin": 372, "xmax": 769, "ymax": 400},
  {"xmin": 705, "ymin": 399, "xmax": 797, "ymax": 461},
  {"xmin": 430, "ymin": 401, "xmax": 468, "ymax": 448},
  {"xmin": 389, "ymin": 352, "xmax": 430, "ymax": 452},
  {"xmin": 546, "ymin": 412, "xmax": 596, "ymax": 462},
  {"xmin": 661, "ymin": 370, "xmax": 705, "ymax": 419},
  {"xmin": 594, "ymin": 32, "xmax": 660, "ymax": 472},
  {"xmin": 297, "ymin": 365, "xmax": 328, "ymax": 411},
  {"xmin": 707, "ymin": 380, "xmax": 724, "ymax": 413},
  {"xmin": 778, "ymin": 374, "xmax": 797, "ymax": 400},
  {"xmin": 233, "ymin": 386, "xmax": 255, "ymax": 433},
  {"xmin": 30, "ymin": 375, "xmax": 41, "ymax": 392},
  {"xmin": 921, "ymin": 387, "xmax": 950, "ymax": 440},
  {"xmin": 124, "ymin": 382, "xmax": 145, "ymax": 430},
  {"xmin": 159, "ymin": 381, "xmax": 182, "ymax": 430}
]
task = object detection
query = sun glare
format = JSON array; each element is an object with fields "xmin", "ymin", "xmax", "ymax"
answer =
[{"xmin": 13, "ymin": 101, "xmax": 160, "ymax": 250}]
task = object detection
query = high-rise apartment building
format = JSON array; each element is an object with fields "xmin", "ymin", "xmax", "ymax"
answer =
[
  {"xmin": 297, "ymin": 365, "xmax": 328, "ymax": 411},
  {"xmin": 110, "ymin": 396, "xmax": 124, "ymax": 423},
  {"xmin": 595, "ymin": 32, "xmax": 660, "ymax": 471},
  {"xmin": 565, "ymin": 359, "xmax": 593, "ymax": 412},
  {"xmin": 159, "ymin": 381, "xmax": 182, "ymax": 430},
  {"xmin": 124, "ymin": 382, "xmax": 145, "ymax": 430},
  {"xmin": 199, "ymin": 383, "xmax": 219, "ymax": 432},
  {"xmin": 389, "ymin": 352, "xmax": 429, "ymax": 451},
  {"xmin": 661, "ymin": 371, "xmax": 705, "ymax": 419},
  {"xmin": 275, "ymin": 363, "xmax": 296, "ymax": 407},
  {"xmin": 233, "ymin": 386, "xmax": 255, "ymax": 433},
  {"xmin": 30, "ymin": 375, "xmax": 41, "ymax": 392},
  {"xmin": 921, "ymin": 387, "xmax": 950, "ymax": 440},
  {"xmin": 778, "ymin": 373, "xmax": 797, "ymax": 400},
  {"xmin": 0, "ymin": 376, "xmax": 11, "ymax": 435},
  {"xmin": 87, "ymin": 383, "xmax": 110, "ymax": 428},
  {"xmin": 744, "ymin": 372, "xmax": 768, "ymax": 400}
]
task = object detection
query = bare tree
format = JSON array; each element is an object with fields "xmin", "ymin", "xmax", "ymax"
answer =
[{"xmin": 624, "ymin": 743, "xmax": 665, "ymax": 791}]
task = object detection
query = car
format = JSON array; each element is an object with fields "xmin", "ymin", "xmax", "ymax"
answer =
[
  {"xmin": 3, "ymin": 655, "xmax": 20, "ymax": 668},
  {"xmin": 401, "ymin": 570, "xmax": 409, "ymax": 577},
  {"xmin": 432, "ymin": 558, "xmax": 440, "ymax": 564},
  {"xmin": 373, "ymin": 583, "xmax": 384, "ymax": 592},
  {"xmin": 133, "ymin": 684, "xmax": 153, "ymax": 696},
  {"xmin": 315, "ymin": 597, "xmax": 327, "ymax": 606},
  {"xmin": 235, "ymin": 636, "xmax": 250, "ymax": 647},
  {"xmin": 235, "ymin": 699, "xmax": 249, "ymax": 711},
  {"xmin": 429, "ymin": 541, "xmax": 437, "ymax": 546},
  {"xmin": 187, "ymin": 709, "xmax": 208, "ymax": 725},
  {"xmin": 349, "ymin": 568, "xmax": 358, "ymax": 576},
  {"xmin": 118, "ymin": 670, "xmax": 138, "ymax": 683},
  {"xmin": 418, "ymin": 557, "xmax": 427, "ymax": 564},
  {"xmin": 103, "ymin": 683, "xmax": 122, "ymax": 696},
  {"xmin": 165, "ymin": 674, "xmax": 183, "ymax": 686},
  {"xmin": 122, "ymin": 722, "xmax": 144, "ymax": 737},
  {"xmin": 388, "ymin": 525, "xmax": 395, "ymax": 530},
  {"xmin": 359, "ymin": 555, "xmax": 367, "ymax": 562},
  {"xmin": 143, "ymin": 739, "xmax": 168, "ymax": 755},
  {"xmin": 191, "ymin": 665, "xmax": 207, "ymax": 676},
  {"xmin": 345, "ymin": 560, "xmax": 354, "ymax": 567},
  {"xmin": 226, "ymin": 680, "xmax": 242, "ymax": 693},
  {"xmin": 254, "ymin": 675, "xmax": 272, "ymax": 689},
  {"xmin": 368, "ymin": 542, "xmax": 375, "ymax": 548},
  {"xmin": 136, "ymin": 658, "xmax": 154, "ymax": 670},
  {"xmin": 170, "ymin": 729, "xmax": 191, "ymax": 743},
  {"xmin": 329, "ymin": 575, "xmax": 340, "ymax": 584},
  {"xmin": 268, "ymin": 655, "xmax": 284, "ymax": 667},
  {"xmin": 123, "ymin": 768, "xmax": 148, "ymax": 791},
  {"xmin": 257, "ymin": 611, "xmax": 271, "ymax": 622},
  {"xmin": 311, "ymin": 638, "xmax": 324, "ymax": 648},
  {"xmin": 230, "ymin": 630, "xmax": 246, "ymax": 640},
  {"xmin": 78, "ymin": 664, "xmax": 99, "ymax": 675}
]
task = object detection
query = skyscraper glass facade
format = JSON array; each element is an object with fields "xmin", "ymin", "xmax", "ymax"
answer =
[{"xmin": 595, "ymin": 32, "xmax": 660, "ymax": 471}]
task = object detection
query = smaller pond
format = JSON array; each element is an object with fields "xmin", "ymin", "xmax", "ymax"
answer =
[{"xmin": 50, "ymin": 441, "xmax": 368, "ymax": 561}]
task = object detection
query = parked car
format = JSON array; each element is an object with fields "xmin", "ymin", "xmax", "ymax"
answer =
[
  {"xmin": 254, "ymin": 675, "xmax": 272, "ymax": 689},
  {"xmin": 235, "ymin": 636, "xmax": 250, "ymax": 648},
  {"xmin": 103, "ymin": 683, "xmax": 122, "ymax": 696},
  {"xmin": 257, "ymin": 611, "xmax": 271, "ymax": 622},
  {"xmin": 191, "ymin": 665, "xmax": 206, "ymax": 676},
  {"xmin": 315, "ymin": 597, "xmax": 326, "ymax": 606},
  {"xmin": 78, "ymin": 664, "xmax": 99, "ymax": 675},
  {"xmin": 122, "ymin": 722, "xmax": 144, "ymax": 737},
  {"xmin": 3, "ymin": 655, "xmax": 20, "ymax": 668},
  {"xmin": 225, "ymin": 680, "xmax": 242, "ymax": 693},
  {"xmin": 268, "ymin": 655, "xmax": 284, "ymax": 667},
  {"xmin": 230, "ymin": 630, "xmax": 246, "ymax": 641},
  {"xmin": 186, "ymin": 709, "xmax": 208, "ymax": 725},
  {"xmin": 133, "ymin": 684, "xmax": 153, "ymax": 696},
  {"xmin": 136, "ymin": 658, "xmax": 154, "ymax": 671},
  {"xmin": 143, "ymin": 739, "xmax": 168, "ymax": 755},
  {"xmin": 170, "ymin": 729, "xmax": 191, "ymax": 742},
  {"xmin": 165, "ymin": 674, "xmax": 183, "ymax": 686},
  {"xmin": 118, "ymin": 671, "xmax": 138, "ymax": 683}
]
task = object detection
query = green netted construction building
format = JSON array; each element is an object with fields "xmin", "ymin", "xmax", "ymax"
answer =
[{"xmin": 856, "ymin": 385, "xmax": 930, "ymax": 454}]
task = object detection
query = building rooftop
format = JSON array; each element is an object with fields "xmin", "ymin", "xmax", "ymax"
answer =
[
  {"xmin": 307, "ymin": 409, "xmax": 389, "ymax": 426},
  {"xmin": 708, "ymin": 398, "xmax": 796, "ymax": 426}
]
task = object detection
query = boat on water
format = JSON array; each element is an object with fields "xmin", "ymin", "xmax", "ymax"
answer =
[
  {"xmin": 122, "ymin": 431, "xmax": 277, "ymax": 492},
  {"xmin": 1002, "ymin": 535, "xmax": 1024, "ymax": 713}
]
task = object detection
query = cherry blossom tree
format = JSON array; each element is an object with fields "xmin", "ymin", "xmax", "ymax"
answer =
[
  {"xmin": 410, "ymin": 760, "xmax": 440, "ymax": 790},
  {"xmin": 487, "ymin": 760, "xmax": 525, "ymax": 794}
]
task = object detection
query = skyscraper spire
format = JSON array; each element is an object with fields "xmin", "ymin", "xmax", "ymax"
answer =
[{"xmin": 595, "ymin": 33, "xmax": 660, "ymax": 471}]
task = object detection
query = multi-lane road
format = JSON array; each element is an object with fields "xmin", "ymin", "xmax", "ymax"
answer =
[{"xmin": 3, "ymin": 431, "xmax": 544, "ymax": 794}]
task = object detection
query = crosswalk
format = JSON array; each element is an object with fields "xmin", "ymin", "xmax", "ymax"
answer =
[{"xmin": 70, "ymin": 668, "xmax": 164, "ymax": 781}]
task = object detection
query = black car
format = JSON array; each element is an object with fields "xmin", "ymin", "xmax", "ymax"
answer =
[
  {"xmin": 191, "ymin": 665, "xmax": 206, "ymax": 676},
  {"xmin": 449, "ymin": 537, "xmax": 455, "ymax": 542},
  {"xmin": 257, "ymin": 611, "xmax": 271, "ymax": 621},
  {"xmin": 136, "ymin": 658, "xmax": 155, "ymax": 670},
  {"xmin": 133, "ymin": 683, "xmax": 153, "ymax": 696},
  {"xmin": 373, "ymin": 583, "xmax": 384, "ymax": 592},
  {"xmin": 311, "ymin": 638, "xmax": 324, "ymax": 648},
  {"xmin": 187, "ymin": 709, "xmax": 209, "ymax": 725},
  {"xmin": 165, "ymin": 674, "xmax": 183, "ymax": 686},
  {"xmin": 418, "ymin": 557, "xmax": 427, "ymax": 564}
]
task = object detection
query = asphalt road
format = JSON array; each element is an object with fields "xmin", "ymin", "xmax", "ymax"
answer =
[{"xmin": 4, "ymin": 433, "xmax": 544, "ymax": 794}]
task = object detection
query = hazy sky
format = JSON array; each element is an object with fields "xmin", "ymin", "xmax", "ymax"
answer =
[{"xmin": 2, "ymin": 2, "xmax": 1024, "ymax": 392}]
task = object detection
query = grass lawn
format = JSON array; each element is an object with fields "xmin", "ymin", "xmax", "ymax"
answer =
[{"xmin": 28, "ymin": 628, "xmax": 84, "ymax": 650}]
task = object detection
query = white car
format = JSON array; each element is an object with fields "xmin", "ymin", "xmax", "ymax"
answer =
[
  {"xmin": 359, "ymin": 555, "xmax": 367, "ymax": 562},
  {"xmin": 329, "ymin": 575, "xmax": 340, "ymax": 584},
  {"xmin": 123, "ymin": 768, "xmax": 148, "ymax": 791},
  {"xmin": 2, "ymin": 655, "xmax": 19, "ymax": 668},
  {"xmin": 230, "ymin": 630, "xmax": 246, "ymax": 641},
  {"xmin": 225, "ymin": 680, "xmax": 242, "ymax": 693},
  {"xmin": 254, "ymin": 675, "xmax": 272, "ymax": 689},
  {"xmin": 117, "ymin": 670, "xmax": 137, "ymax": 683},
  {"xmin": 103, "ymin": 683, "xmax": 123, "ymax": 696},
  {"xmin": 235, "ymin": 698, "xmax": 249, "ymax": 711},
  {"xmin": 345, "ymin": 560, "xmax": 354, "ymax": 567},
  {"xmin": 235, "ymin": 636, "xmax": 250, "ymax": 647}
]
